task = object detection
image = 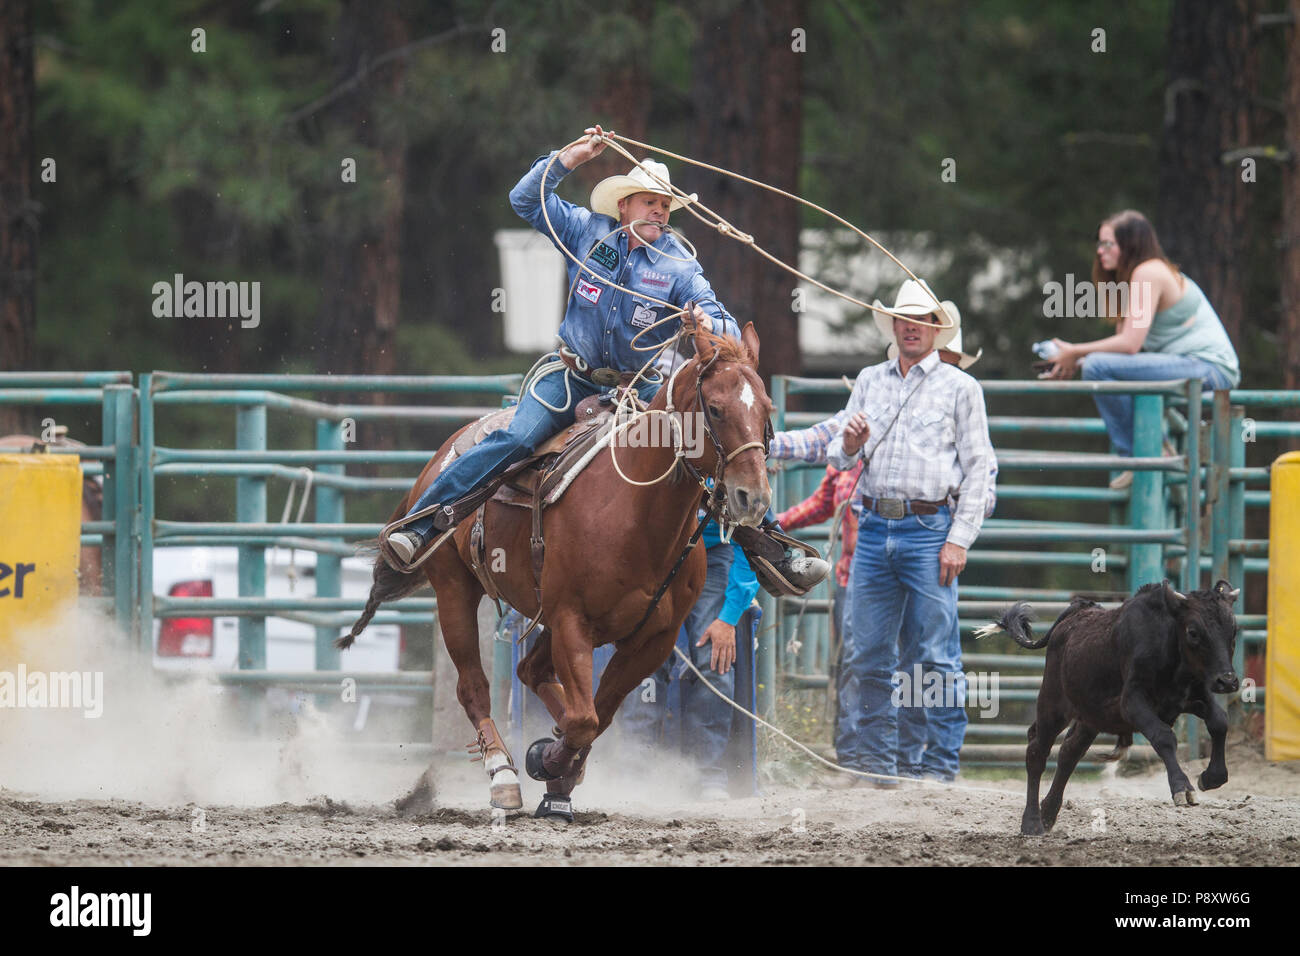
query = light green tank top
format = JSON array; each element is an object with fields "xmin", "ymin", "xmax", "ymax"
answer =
[{"xmin": 1143, "ymin": 276, "xmax": 1241, "ymax": 386}]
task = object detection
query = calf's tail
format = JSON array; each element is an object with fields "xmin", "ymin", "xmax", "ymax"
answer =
[{"xmin": 973, "ymin": 601, "xmax": 1048, "ymax": 649}]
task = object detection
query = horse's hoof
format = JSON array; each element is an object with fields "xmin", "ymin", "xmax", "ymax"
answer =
[
  {"xmin": 526, "ymin": 737, "xmax": 560, "ymax": 781},
  {"xmin": 1173, "ymin": 788, "xmax": 1198, "ymax": 807},
  {"xmin": 490, "ymin": 780, "xmax": 523, "ymax": 810},
  {"xmin": 534, "ymin": 793, "xmax": 573, "ymax": 823}
]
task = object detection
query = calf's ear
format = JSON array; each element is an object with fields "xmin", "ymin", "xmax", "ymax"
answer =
[
  {"xmin": 1162, "ymin": 580, "xmax": 1188, "ymax": 616},
  {"xmin": 1213, "ymin": 579, "xmax": 1241, "ymax": 604}
]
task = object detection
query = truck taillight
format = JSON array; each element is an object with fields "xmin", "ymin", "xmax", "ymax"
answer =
[{"xmin": 159, "ymin": 580, "xmax": 214, "ymax": 657}]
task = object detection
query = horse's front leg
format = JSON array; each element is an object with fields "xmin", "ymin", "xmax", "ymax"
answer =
[{"xmin": 524, "ymin": 609, "xmax": 597, "ymax": 820}]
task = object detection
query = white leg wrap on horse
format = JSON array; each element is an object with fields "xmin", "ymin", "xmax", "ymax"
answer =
[
  {"xmin": 486, "ymin": 751, "xmax": 514, "ymax": 780},
  {"xmin": 486, "ymin": 750, "xmax": 523, "ymax": 809}
]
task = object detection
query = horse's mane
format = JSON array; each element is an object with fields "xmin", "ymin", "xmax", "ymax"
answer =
[{"xmin": 690, "ymin": 325, "xmax": 756, "ymax": 368}]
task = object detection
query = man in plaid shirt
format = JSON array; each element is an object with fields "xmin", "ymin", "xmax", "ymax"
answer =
[
  {"xmin": 770, "ymin": 389, "xmax": 996, "ymax": 780},
  {"xmin": 824, "ymin": 280, "xmax": 996, "ymax": 785}
]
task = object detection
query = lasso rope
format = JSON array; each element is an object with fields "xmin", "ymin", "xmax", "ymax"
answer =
[
  {"xmin": 587, "ymin": 130, "xmax": 956, "ymax": 328},
  {"xmin": 533, "ymin": 126, "xmax": 958, "ymax": 486},
  {"xmin": 670, "ymin": 644, "xmax": 1013, "ymax": 796}
]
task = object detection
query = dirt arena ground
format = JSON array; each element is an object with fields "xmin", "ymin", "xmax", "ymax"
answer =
[
  {"xmin": 2, "ymin": 610, "xmax": 1297, "ymax": 866},
  {"xmin": 3, "ymin": 735, "xmax": 1298, "ymax": 866}
]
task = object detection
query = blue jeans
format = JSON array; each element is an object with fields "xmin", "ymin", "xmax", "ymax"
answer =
[
  {"xmin": 844, "ymin": 506, "xmax": 966, "ymax": 780},
  {"xmin": 403, "ymin": 365, "xmax": 658, "ymax": 536},
  {"xmin": 1080, "ymin": 352, "xmax": 1233, "ymax": 457},
  {"xmin": 832, "ymin": 578, "xmax": 863, "ymax": 768},
  {"xmin": 619, "ymin": 544, "xmax": 737, "ymax": 791}
]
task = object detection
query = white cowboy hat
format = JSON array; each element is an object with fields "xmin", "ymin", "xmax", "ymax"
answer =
[
  {"xmin": 872, "ymin": 278, "xmax": 960, "ymax": 348},
  {"xmin": 590, "ymin": 159, "xmax": 697, "ymax": 220}
]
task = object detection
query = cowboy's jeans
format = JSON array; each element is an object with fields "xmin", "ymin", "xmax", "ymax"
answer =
[
  {"xmin": 402, "ymin": 367, "xmax": 657, "ymax": 537},
  {"xmin": 1080, "ymin": 352, "xmax": 1233, "ymax": 457},
  {"xmin": 844, "ymin": 506, "xmax": 967, "ymax": 780},
  {"xmin": 619, "ymin": 543, "xmax": 737, "ymax": 791}
]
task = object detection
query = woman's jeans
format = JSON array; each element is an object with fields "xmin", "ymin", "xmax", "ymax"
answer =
[{"xmin": 1080, "ymin": 352, "xmax": 1233, "ymax": 457}]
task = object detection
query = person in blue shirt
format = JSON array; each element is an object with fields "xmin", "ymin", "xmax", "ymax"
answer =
[
  {"xmin": 387, "ymin": 126, "xmax": 827, "ymax": 594},
  {"xmin": 617, "ymin": 513, "xmax": 761, "ymax": 801}
]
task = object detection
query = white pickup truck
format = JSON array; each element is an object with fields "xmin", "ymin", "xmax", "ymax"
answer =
[{"xmin": 150, "ymin": 546, "xmax": 404, "ymax": 673}]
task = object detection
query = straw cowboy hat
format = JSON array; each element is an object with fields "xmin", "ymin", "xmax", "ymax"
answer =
[
  {"xmin": 590, "ymin": 159, "xmax": 697, "ymax": 220},
  {"xmin": 875, "ymin": 279, "xmax": 982, "ymax": 369}
]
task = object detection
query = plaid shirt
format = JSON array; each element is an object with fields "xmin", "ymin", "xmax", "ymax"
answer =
[
  {"xmin": 777, "ymin": 462, "xmax": 863, "ymax": 587},
  {"xmin": 827, "ymin": 351, "xmax": 996, "ymax": 549},
  {"xmin": 768, "ymin": 410, "xmax": 849, "ymax": 463}
]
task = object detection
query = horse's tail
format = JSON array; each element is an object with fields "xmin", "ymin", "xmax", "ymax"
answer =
[
  {"xmin": 973, "ymin": 601, "xmax": 1047, "ymax": 649},
  {"xmin": 336, "ymin": 536, "xmax": 426, "ymax": 651}
]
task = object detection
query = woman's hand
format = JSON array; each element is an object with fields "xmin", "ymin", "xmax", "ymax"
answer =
[{"xmin": 1046, "ymin": 339, "xmax": 1081, "ymax": 380}]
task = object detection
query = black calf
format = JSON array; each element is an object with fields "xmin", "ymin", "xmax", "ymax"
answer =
[{"xmin": 977, "ymin": 580, "xmax": 1240, "ymax": 835}]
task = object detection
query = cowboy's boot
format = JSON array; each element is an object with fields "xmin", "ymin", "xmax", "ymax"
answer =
[
  {"xmin": 732, "ymin": 519, "xmax": 830, "ymax": 597},
  {"xmin": 387, "ymin": 503, "xmax": 460, "ymax": 566}
]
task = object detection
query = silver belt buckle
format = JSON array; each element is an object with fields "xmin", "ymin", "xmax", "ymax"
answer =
[
  {"xmin": 877, "ymin": 497, "xmax": 906, "ymax": 519},
  {"xmin": 591, "ymin": 367, "xmax": 621, "ymax": 387}
]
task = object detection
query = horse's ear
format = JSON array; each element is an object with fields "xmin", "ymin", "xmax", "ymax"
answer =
[
  {"xmin": 740, "ymin": 321, "xmax": 760, "ymax": 367},
  {"xmin": 693, "ymin": 324, "xmax": 716, "ymax": 363}
]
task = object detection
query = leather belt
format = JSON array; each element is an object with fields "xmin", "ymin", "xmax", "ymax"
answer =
[
  {"xmin": 558, "ymin": 348, "xmax": 637, "ymax": 389},
  {"xmin": 860, "ymin": 495, "xmax": 955, "ymax": 519}
]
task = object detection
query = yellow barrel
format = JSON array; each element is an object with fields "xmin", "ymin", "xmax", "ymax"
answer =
[
  {"xmin": 0, "ymin": 454, "xmax": 82, "ymax": 653},
  {"xmin": 1267, "ymin": 451, "xmax": 1300, "ymax": 761}
]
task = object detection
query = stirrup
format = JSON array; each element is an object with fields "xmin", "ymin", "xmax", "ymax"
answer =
[
  {"xmin": 746, "ymin": 530, "xmax": 824, "ymax": 598},
  {"xmin": 379, "ymin": 512, "xmax": 456, "ymax": 573}
]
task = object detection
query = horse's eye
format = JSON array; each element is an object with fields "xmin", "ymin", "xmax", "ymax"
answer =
[{"xmin": 708, "ymin": 404, "xmax": 723, "ymax": 418}]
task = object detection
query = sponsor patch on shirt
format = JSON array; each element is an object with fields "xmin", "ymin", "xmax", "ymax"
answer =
[
  {"xmin": 639, "ymin": 269, "xmax": 671, "ymax": 291},
  {"xmin": 589, "ymin": 242, "xmax": 619, "ymax": 271},
  {"xmin": 630, "ymin": 302, "xmax": 657, "ymax": 328},
  {"xmin": 576, "ymin": 278, "xmax": 604, "ymax": 305}
]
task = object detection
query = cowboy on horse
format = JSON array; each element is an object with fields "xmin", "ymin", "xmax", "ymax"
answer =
[{"xmin": 385, "ymin": 126, "xmax": 829, "ymax": 596}]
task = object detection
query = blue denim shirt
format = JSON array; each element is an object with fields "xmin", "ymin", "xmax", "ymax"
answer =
[
  {"xmin": 699, "ymin": 522, "xmax": 761, "ymax": 626},
  {"xmin": 509, "ymin": 151, "xmax": 741, "ymax": 371}
]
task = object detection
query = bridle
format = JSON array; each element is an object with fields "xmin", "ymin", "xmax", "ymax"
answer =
[
  {"xmin": 612, "ymin": 347, "xmax": 773, "ymax": 644},
  {"xmin": 664, "ymin": 347, "xmax": 771, "ymax": 502}
]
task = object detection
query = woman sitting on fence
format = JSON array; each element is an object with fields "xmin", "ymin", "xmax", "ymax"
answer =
[{"xmin": 1044, "ymin": 209, "xmax": 1240, "ymax": 489}]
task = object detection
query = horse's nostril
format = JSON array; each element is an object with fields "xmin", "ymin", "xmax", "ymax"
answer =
[{"xmin": 735, "ymin": 488, "xmax": 749, "ymax": 511}]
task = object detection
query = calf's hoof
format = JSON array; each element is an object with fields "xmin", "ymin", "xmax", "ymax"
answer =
[
  {"xmin": 1172, "ymin": 788, "xmax": 1199, "ymax": 807},
  {"xmin": 534, "ymin": 792, "xmax": 574, "ymax": 823},
  {"xmin": 525, "ymin": 737, "xmax": 560, "ymax": 781},
  {"xmin": 1020, "ymin": 817, "xmax": 1046, "ymax": 837},
  {"xmin": 1197, "ymin": 770, "xmax": 1227, "ymax": 792}
]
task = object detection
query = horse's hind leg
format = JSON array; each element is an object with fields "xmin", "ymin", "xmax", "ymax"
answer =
[
  {"xmin": 517, "ymin": 627, "xmax": 568, "ymax": 730},
  {"xmin": 431, "ymin": 548, "xmax": 522, "ymax": 810}
]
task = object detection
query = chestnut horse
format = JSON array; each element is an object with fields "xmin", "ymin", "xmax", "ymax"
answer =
[{"xmin": 341, "ymin": 323, "xmax": 773, "ymax": 819}]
